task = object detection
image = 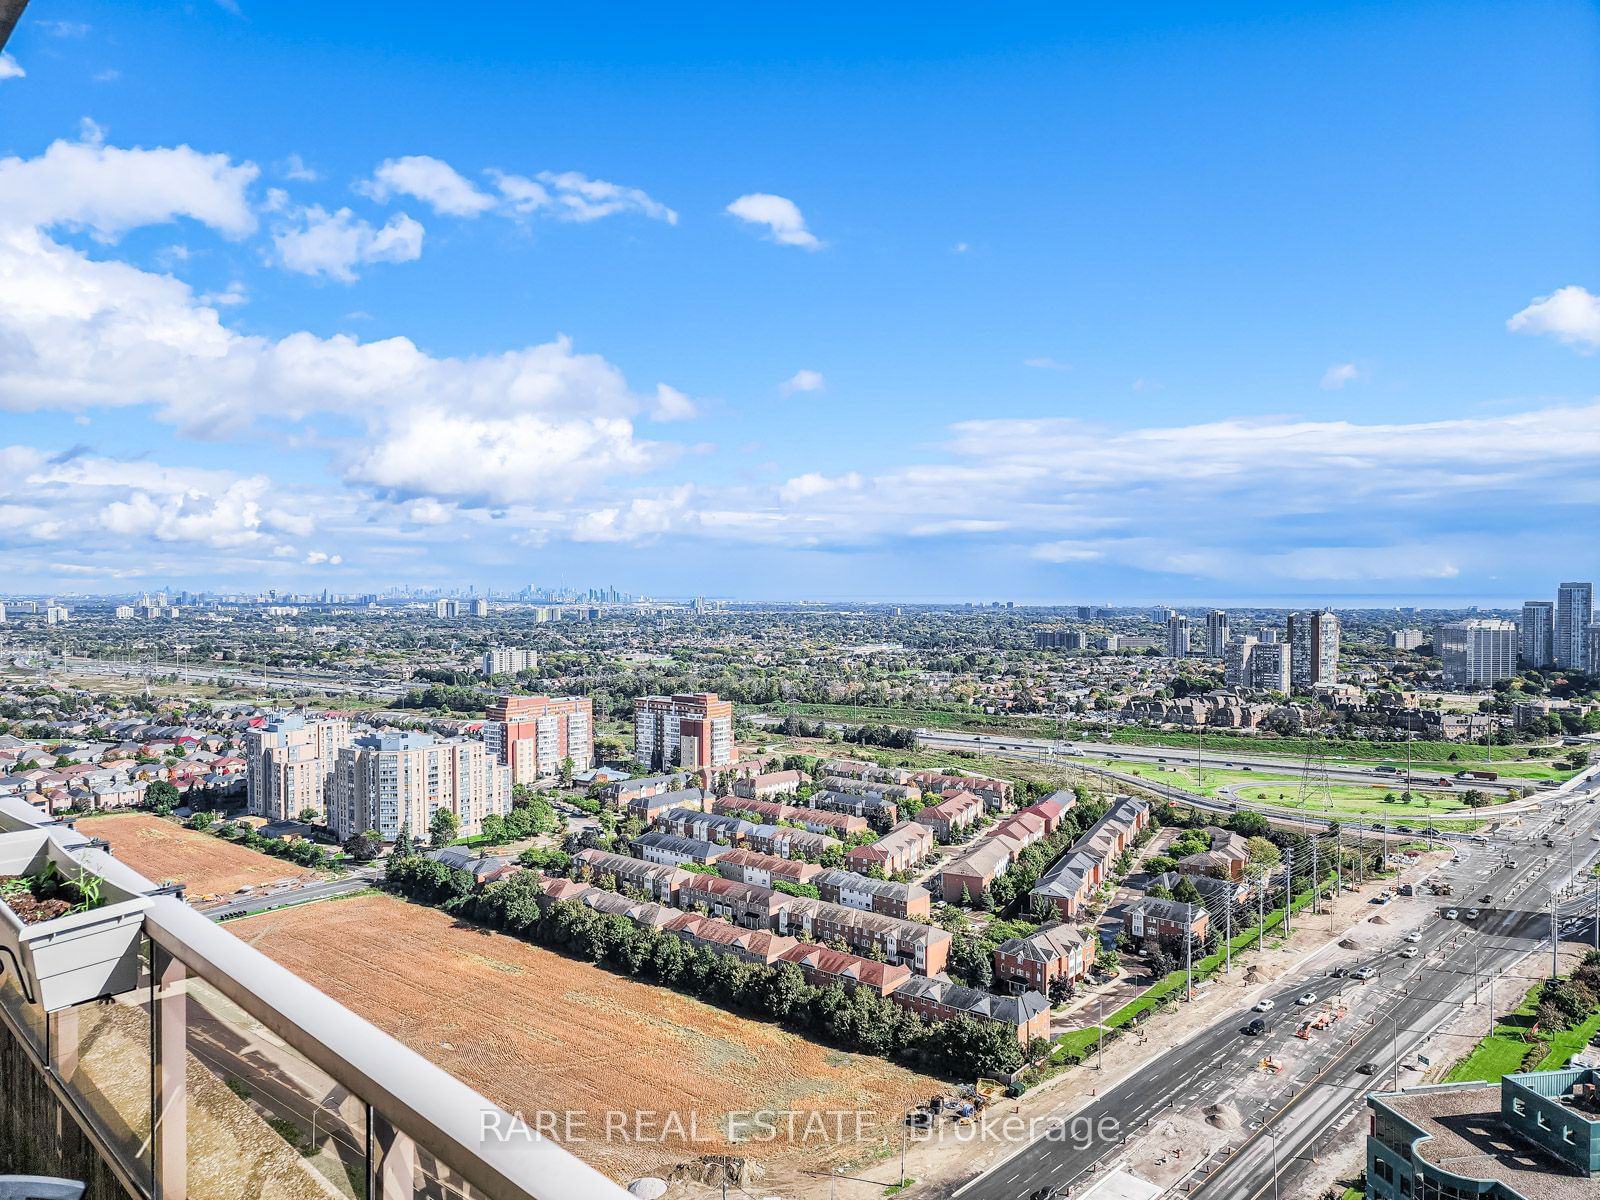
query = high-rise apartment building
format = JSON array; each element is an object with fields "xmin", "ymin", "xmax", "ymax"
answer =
[
  {"xmin": 114, "ymin": 604, "xmax": 135, "ymax": 619},
  {"xmin": 1555, "ymin": 581, "xmax": 1594, "ymax": 669},
  {"xmin": 483, "ymin": 694, "xmax": 593, "ymax": 784},
  {"xmin": 44, "ymin": 605, "xmax": 68, "ymax": 625},
  {"xmin": 1587, "ymin": 622, "xmax": 1600, "ymax": 677},
  {"xmin": 635, "ymin": 692, "xmax": 737, "ymax": 771},
  {"xmin": 330, "ymin": 731, "xmax": 511, "ymax": 840},
  {"xmin": 1204, "ymin": 610, "xmax": 1229, "ymax": 658},
  {"xmin": 1248, "ymin": 641, "xmax": 1291, "ymax": 692},
  {"xmin": 245, "ymin": 713, "xmax": 352, "ymax": 823},
  {"xmin": 481, "ymin": 646, "xmax": 539, "ymax": 678},
  {"xmin": 1223, "ymin": 635, "xmax": 1256, "ymax": 686},
  {"xmin": 1518, "ymin": 600, "xmax": 1554, "ymax": 667},
  {"xmin": 434, "ymin": 597, "xmax": 460, "ymax": 618},
  {"xmin": 470, "ymin": 597, "xmax": 490, "ymax": 617},
  {"xmin": 1387, "ymin": 628, "xmax": 1424, "ymax": 651},
  {"xmin": 1437, "ymin": 619, "xmax": 1518, "ymax": 687},
  {"xmin": 1165, "ymin": 612, "xmax": 1191, "ymax": 658},
  {"xmin": 1287, "ymin": 609, "xmax": 1340, "ymax": 692}
]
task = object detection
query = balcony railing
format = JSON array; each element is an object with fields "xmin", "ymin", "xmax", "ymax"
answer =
[{"xmin": 0, "ymin": 796, "xmax": 629, "ymax": 1200}]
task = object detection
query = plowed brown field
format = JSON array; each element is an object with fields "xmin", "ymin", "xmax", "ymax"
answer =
[
  {"xmin": 77, "ymin": 813, "xmax": 317, "ymax": 896},
  {"xmin": 231, "ymin": 893, "xmax": 938, "ymax": 1180}
]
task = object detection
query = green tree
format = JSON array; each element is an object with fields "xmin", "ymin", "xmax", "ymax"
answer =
[
  {"xmin": 297, "ymin": 807, "xmax": 321, "ymax": 825},
  {"xmin": 343, "ymin": 830, "xmax": 383, "ymax": 863},
  {"xmin": 430, "ymin": 808, "xmax": 460, "ymax": 847},
  {"xmin": 392, "ymin": 821, "xmax": 416, "ymax": 858},
  {"xmin": 559, "ymin": 757, "xmax": 575, "ymax": 787},
  {"xmin": 144, "ymin": 780, "xmax": 181, "ymax": 814}
]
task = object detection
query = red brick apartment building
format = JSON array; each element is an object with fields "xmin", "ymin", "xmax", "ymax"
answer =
[{"xmin": 483, "ymin": 695, "xmax": 593, "ymax": 785}]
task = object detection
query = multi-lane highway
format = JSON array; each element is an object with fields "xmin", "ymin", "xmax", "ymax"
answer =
[
  {"xmin": 950, "ymin": 773, "xmax": 1600, "ymax": 1200},
  {"xmin": 917, "ymin": 728, "xmax": 1537, "ymax": 799}
]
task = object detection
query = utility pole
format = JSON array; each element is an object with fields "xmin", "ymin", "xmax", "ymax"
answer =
[
  {"xmin": 1593, "ymin": 875, "xmax": 1599, "ymax": 953},
  {"xmin": 1550, "ymin": 890, "xmax": 1559, "ymax": 980},
  {"xmin": 1185, "ymin": 921, "xmax": 1193, "ymax": 999},
  {"xmin": 1284, "ymin": 851, "xmax": 1295, "ymax": 936},
  {"xmin": 1225, "ymin": 894, "xmax": 1232, "ymax": 975},
  {"xmin": 1097, "ymin": 995, "xmax": 1104, "ymax": 1071},
  {"xmin": 1258, "ymin": 887, "xmax": 1265, "ymax": 951}
]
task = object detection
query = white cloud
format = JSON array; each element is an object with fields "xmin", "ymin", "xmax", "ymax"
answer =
[
  {"xmin": 303, "ymin": 550, "xmax": 342, "ymax": 565},
  {"xmin": 1023, "ymin": 357, "xmax": 1070, "ymax": 371},
  {"xmin": 1507, "ymin": 285, "xmax": 1600, "ymax": 352},
  {"xmin": 0, "ymin": 133, "xmax": 257, "ymax": 240},
  {"xmin": 93, "ymin": 69, "xmax": 121, "ymax": 83},
  {"xmin": 779, "ymin": 369, "xmax": 825, "ymax": 395},
  {"xmin": 648, "ymin": 384, "xmax": 698, "ymax": 421},
  {"xmin": 1320, "ymin": 361, "xmax": 1362, "ymax": 389},
  {"xmin": 38, "ymin": 20, "xmax": 91, "ymax": 36},
  {"xmin": 273, "ymin": 206, "xmax": 424, "ymax": 281},
  {"xmin": 0, "ymin": 54, "xmax": 24, "ymax": 81},
  {"xmin": 573, "ymin": 486, "xmax": 696, "ymax": 543},
  {"xmin": 199, "ymin": 280, "xmax": 248, "ymax": 307},
  {"xmin": 725, "ymin": 193, "xmax": 821, "ymax": 249},
  {"xmin": 277, "ymin": 153, "xmax": 319, "ymax": 182},
  {"xmin": 778, "ymin": 471, "xmax": 861, "ymax": 503},
  {"xmin": 487, "ymin": 169, "xmax": 676, "ymax": 224},
  {"xmin": 359, "ymin": 155, "xmax": 495, "ymax": 217},
  {"xmin": 534, "ymin": 170, "xmax": 677, "ymax": 224},
  {"xmin": 404, "ymin": 498, "xmax": 454, "ymax": 525}
]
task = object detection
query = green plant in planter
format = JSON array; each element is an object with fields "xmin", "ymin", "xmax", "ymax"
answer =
[{"xmin": 0, "ymin": 861, "xmax": 108, "ymax": 923}]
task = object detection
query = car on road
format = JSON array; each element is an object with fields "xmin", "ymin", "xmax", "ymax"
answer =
[
  {"xmin": 1405, "ymin": 930, "xmax": 1423, "ymax": 943},
  {"xmin": 1295, "ymin": 992, "xmax": 1317, "ymax": 1006},
  {"xmin": 1443, "ymin": 909, "xmax": 1459, "ymax": 920},
  {"xmin": 1464, "ymin": 909, "xmax": 1480, "ymax": 920},
  {"xmin": 1356, "ymin": 1062, "xmax": 1379, "ymax": 1075},
  {"xmin": 1253, "ymin": 999, "xmax": 1275, "ymax": 1012},
  {"xmin": 1244, "ymin": 1018, "xmax": 1267, "ymax": 1036},
  {"xmin": 1353, "ymin": 966, "xmax": 1377, "ymax": 980},
  {"xmin": 1400, "ymin": 946, "xmax": 1420, "ymax": 958},
  {"xmin": 1480, "ymin": 894, "xmax": 1494, "ymax": 904}
]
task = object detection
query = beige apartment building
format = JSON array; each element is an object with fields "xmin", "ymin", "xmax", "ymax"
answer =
[
  {"xmin": 330, "ymin": 731, "xmax": 511, "ymax": 841},
  {"xmin": 244, "ymin": 713, "xmax": 352, "ymax": 822},
  {"xmin": 634, "ymin": 692, "xmax": 736, "ymax": 771}
]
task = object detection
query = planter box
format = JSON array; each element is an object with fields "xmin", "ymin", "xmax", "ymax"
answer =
[{"xmin": 0, "ymin": 829, "xmax": 153, "ymax": 1012}]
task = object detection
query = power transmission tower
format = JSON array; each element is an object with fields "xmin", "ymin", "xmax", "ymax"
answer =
[{"xmin": 1297, "ymin": 732, "xmax": 1334, "ymax": 816}]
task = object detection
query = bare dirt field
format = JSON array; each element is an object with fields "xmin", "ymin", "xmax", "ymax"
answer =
[
  {"xmin": 229, "ymin": 892, "xmax": 938, "ymax": 1184},
  {"xmin": 77, "ymin": 812, "xmax": 317, "ymax": 897}
]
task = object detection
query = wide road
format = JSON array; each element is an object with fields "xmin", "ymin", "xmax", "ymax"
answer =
[
  {"xmin": 202, "ymin": 869, "xmax": 379, "ymax": 920},
  {"xmin": 950, "ymin": 774, "xmax": 1600, "ymax": 1200}
]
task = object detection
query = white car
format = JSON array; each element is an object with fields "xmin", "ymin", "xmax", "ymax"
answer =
[
  {"xmin": 1295, "ymin": 992, "xmax": 1317, "ymax": 1006},
  {"xmin": 1405, "ymin": 930, "xmax": 1423, "ymax": 943},
  {"xmin": 1400, "ymin": 946, "xmax": 1420, "ymax": 959},
  {"xmin": 1253, "ymin": 999, "xmax": 1275, "ymax": 1013},
  {"xmin": 1464, "ymin": 909, "xmax": 1480, "ymax": 920},
  {"xmin": 1353, "ymin": 966, "xmax": 1377, "ymax": 980},
  {"xmin": 1443, "ymin": 909, "xmax": 1459, "ymax": 920}
]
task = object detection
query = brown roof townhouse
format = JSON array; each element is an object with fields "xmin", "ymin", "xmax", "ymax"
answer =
[
  {"xmin": 846, "ymin": 821, "xmax": 935, "ymax": 875},
  {"xmin": 914, "ymin": 790, "xmax": 984, "ymax": 842},
  {"xmin": 813, "ymin": 869, "xmax": 932, "ymax": 919},
  {"xmin": 992, "ymin": 924, "xmax": 1095, "ymax": 994}
]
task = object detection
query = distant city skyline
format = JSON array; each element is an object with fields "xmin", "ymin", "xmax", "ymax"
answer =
[{"xmin": 1, "ymin": 5, "xmax": 1597, "ymax": 598}]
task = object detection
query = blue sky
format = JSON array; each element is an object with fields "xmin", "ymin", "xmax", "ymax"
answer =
[{"xmin": 1, "ymin": 1, "xmax": 1597, "ymax": 603}]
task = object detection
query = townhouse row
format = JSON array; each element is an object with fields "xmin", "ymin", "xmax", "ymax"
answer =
[
  {"xmin": 532, "ymin": 870, "xmax": 1050, "ymax": 1043},
  {"xmin": 574, "ymin": 847, "xmax": 951, "ymax": 973}
]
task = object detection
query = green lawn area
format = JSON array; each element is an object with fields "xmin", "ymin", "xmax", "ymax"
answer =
[
  {"xmin": 1441, "ymin": 981, "xmax": 1599, "ymax": 1083},
  {"xmin": 1076, "ymin": 758, "xmax": 1486, "ymax": 824}
]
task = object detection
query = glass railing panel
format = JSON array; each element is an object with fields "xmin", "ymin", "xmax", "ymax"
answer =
[
  {"xmin": 0, "ymin": 950, "xmax": 47, "ymax": 1055},
  {"xmin": 183, "ymin": 973, "xmax": 370, "ymax": 1199},
  {"xmin": 48, "ymin": 941, "xmax": 155, "ymax": 1194}
]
